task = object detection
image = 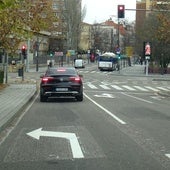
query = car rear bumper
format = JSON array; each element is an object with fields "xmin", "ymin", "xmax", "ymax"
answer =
[{"xmin": 44, "ymin": 91, "xmax": 80, "ymax": 97}]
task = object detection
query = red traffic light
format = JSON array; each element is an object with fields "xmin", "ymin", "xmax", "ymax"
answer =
[
  {"xmin": 21, "ymin": 45, "xmax": 27, "ymax": 56},
  {"xmin": 22, "ymin": 45, "xmax": 26, "ymax": 50},
  {"xmin": 119, "ymin": 6, "xmax": 124, "ymax": 10},
  {"xmin": 118, "ymin": 5, "xmax": 125, "ymax": 18}
]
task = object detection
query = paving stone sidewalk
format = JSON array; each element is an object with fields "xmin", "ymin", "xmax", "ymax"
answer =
[{"xmin": 0, "ymin": 83, "xmax": 37, "ymax": 131}]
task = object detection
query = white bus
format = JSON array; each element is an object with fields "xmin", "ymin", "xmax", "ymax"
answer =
[{"xmin": 98, "ymin": 52, "xmax": 118, "ymax": 71}]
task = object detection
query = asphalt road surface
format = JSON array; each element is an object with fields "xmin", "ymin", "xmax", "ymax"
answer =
[{"xmin": 0, "ymin": 66, "xmax": 170, "ymax": 170}]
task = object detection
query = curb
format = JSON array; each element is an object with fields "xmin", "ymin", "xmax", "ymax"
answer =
[{"xmin": 0, "ymin": 84, "xmax": 38, "ymax": 133}]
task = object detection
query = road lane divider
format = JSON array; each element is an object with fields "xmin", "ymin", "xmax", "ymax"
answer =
[
  {"xmin": 121, "ymin": 92, "xmax": 153, "ymax": 104},
  {"xmin": 84, "ymin": 93, "xmax": 126, "ymax": 125}
]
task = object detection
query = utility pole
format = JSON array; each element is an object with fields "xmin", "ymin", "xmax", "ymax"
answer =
[
  {"xmin": 35, "ymin": 39, "xmax": 39, "ymax": 72},
  {"xmin": 26, "ymin": 39, "xmax": 30, "ymax": 72},
  {"xmin": 117, "ymin": 18, "xmax": 120, "ymax": 48}
]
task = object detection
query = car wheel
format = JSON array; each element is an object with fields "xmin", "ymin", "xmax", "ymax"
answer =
[
  {"xmin": 76, "ymin": 94, "xmax": 83, "ymax": 101},
  {"xmin": 40, "ymin": 94, "xmax": 47, "ymax": 102}
]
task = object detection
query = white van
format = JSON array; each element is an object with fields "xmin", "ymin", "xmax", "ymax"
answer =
[{"xmin": 74, "ymin": 59, "xmax": 85, "ymax": 68}]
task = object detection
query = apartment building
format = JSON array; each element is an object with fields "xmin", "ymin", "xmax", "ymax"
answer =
[{"xmin": 78, "ymin": 22, "xmax": 92, "ymax": 52}]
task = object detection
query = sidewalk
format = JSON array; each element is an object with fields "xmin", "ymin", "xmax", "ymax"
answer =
[
  {"xmin": 0, "ymin": 64, "xmax": 170, "ymax": 132},
  {"xmin": 0, "ymin": 76, "xmax": 37, "ymax": 132}
]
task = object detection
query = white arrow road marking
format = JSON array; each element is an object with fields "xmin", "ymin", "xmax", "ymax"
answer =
[
  {"xmin": 94, "ymin": 93, "xmax": 115, "ymax": 98},
  {"xmin": 27, "ymin": 128, "xmax": 84, "ymax": 159},
  {"xmin": 165, "ymin": 154, "xmax": 170, "ymax": 159}
]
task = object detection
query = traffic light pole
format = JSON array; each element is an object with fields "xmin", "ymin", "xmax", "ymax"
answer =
[
  {"xmin": 117, "ymin": 17, "xmax": 120, "ymax": 48},
  {"xmin": 146, "ymin": 59, "xmax": 149, "ymax": 76},
  {"xmin": 26, "ymin": 39, "xmax": 30, "ymax": 72},
  {"xmin": 35, "ymin": 50, "xmax": 39, "ymax": 72},
  {"xmin": 35, "ymin": 39, "xmax": 39, "ymax": 72}
]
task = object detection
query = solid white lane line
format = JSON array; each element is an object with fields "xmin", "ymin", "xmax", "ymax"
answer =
[
  {"xmin": 84, "ymin": 93, "xmax": 126, "ymax": 125},
  {"xmin": 121, "ymin": 92, "xmax": 153, "ymax": 104}
]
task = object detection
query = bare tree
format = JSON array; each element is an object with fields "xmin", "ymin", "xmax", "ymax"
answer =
[{"xmin": 64, "ymin": 0, "xmax": 81, "ymax": 51}]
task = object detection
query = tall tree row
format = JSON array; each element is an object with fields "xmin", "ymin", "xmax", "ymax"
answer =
[
  {"xmin": 0, "ymin": 0, "xmax": 55, "ymax": 53},
  {"xmin": 136, "ymin": 0, "xmax": 170, "ymax": 70},
  {"xmin": 64, "ymin": 0, "xmax": 82, "ymax": 51}
]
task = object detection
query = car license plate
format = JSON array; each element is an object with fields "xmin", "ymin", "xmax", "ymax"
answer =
[{"xmin": 56, "ymin": 88, "xmax": 68, "ymax": 91}]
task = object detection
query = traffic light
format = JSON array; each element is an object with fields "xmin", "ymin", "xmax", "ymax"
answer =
[
  {"xmin": 143, "ymin": 42, "xmax": 151, "ymax": 60},
  {"xmin": 49, "ymin": 51, "xmax": 54, "ymax": 57},
  {"xmin": 21, "ymin": 45, "xmax": 27, "ymax": 58},
  {"xmin": 118, "ymin": 5, "xmax": 125, "ymax": 18},
  {"xmin": 118, "ymin": 54, "xmax": 121, "ymax": 59}
]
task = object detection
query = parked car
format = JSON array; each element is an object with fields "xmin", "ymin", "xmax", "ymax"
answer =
[
  {"xmin": 74, "ymin": 59, "xmax": 85, "ymax": 68},
  {"xmin": 40, "ymin": 67, "xmax": 83, "ymax": 102}
]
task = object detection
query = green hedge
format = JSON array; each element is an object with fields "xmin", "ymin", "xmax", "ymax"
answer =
[{"xmin": 0, "ymin": 70, "xmax": 4, "ymax": 83}]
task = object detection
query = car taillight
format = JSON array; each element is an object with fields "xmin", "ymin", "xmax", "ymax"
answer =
[
  {"xmin": 69, "ymin": 76, "xmax": 82, "ymax": 83},
  {"xmin": 42, "ymin": 78, "xmax": 49, "ymax": 82},
  {"xmin": 41, "ymin": 77, "xmax": 53, "ymax": 83}
]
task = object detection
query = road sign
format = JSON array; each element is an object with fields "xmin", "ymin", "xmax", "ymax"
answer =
[
  {"xmin": 27, "ymin": 128, "xmax": 84, "ymax": 159},
  {"xmin": 67, "ymin": 50, "xmax": 75, "ymax": 56},
  {"xmin": 55, "ymin": 51, "xmax": 63, "ymax": 56}
]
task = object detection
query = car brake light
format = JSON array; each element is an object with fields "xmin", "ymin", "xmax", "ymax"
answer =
[
  {"xmin": 42, "ymin": 77, "xmax": 53, "ymax": 82},
  {"xmin": 69, "ymin": 76, "xmax": 81, "ymax": 82},
  {"xmin": 42, "ymin": 77, "xmax": 49, "ymax": 82},
  {"xmin": 57, "ymin": 68, "xmax": 66, "ymax": 72}
]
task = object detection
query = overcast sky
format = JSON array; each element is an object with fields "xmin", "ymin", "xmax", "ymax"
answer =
[{"xmin": 82, "ymin": 0, "xmax": 137, "ymax": 24}]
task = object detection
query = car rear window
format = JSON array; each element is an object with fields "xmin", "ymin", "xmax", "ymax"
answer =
[{"xmin": 46, "ymin": 67, "xmax": 77, "ymax": 75}]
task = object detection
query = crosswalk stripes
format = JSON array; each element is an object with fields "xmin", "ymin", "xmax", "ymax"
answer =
[
  {"xmin": 83, "ymin": 83, "xmax": 170, "ymax": 92},
  {"xmin": 86, "ymin": 83, "xmax": 98, "ymax": 89},
  {"xmin": 144, "ymin": 86, "xmax": 160, "ymax": 92},
  {"xmin": 99, "ymin": 85, "xmax": 111, "ymax": 90},
  {"xmin": 111, "ymin": 85, "xmax": 123, "ymax": 90},
  {"xmin": 133, "ymin": 86, "xmax": 149, "ymax": 91},
  {"xmin": 78, "ymin": 70, "xmax": 111, "ymax": 74},
  {"xmin": 122, "ymin": 85, "xmax": 136, "ymax": 91},
  {"xmin": 156, "ymin": 87, "xmax": 169, "ymax": 91}
]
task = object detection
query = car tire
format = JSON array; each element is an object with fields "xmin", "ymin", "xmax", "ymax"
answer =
[
  {"xmin": 40, "ymin": 94, "xmax": 47, "ymax": 102},
  {"xmin": 76, "ymin": 94, "xmax": 83, "ymax": 101}
]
